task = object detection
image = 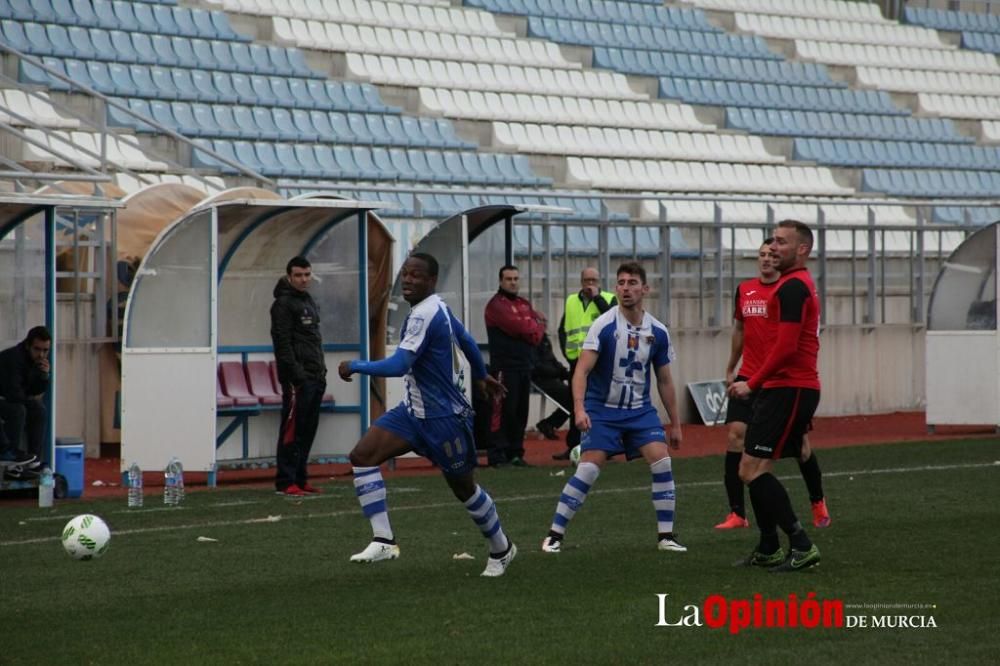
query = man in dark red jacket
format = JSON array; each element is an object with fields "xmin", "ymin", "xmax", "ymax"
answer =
[{"xmin": 485, "ymin": 265, "xmax": 544, "ymax": 467}]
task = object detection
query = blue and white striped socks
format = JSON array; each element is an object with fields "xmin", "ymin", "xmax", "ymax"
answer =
[
  {"xmin": 464, "ymin": 485, "xmax": 510, "ymax": 555},
  {"xmin": 549, "ymin": 461, "xmax": 601, "ymax": 536},
  {"xmin": 353, "ymin": 466, "xmax": 393, "ymax": 542},
  {"xmin": 651, "ymin": 457, "xmax": 676, "ymax": 535}
]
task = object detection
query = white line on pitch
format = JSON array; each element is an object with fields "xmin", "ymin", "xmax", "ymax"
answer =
[{"xmin": 1, "ymin": 461, "xmax": 995, "ymax": 547}]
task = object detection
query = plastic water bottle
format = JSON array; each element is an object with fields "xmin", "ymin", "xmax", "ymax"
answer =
[
  {"xmin": 127, "ymin": 463, "xmax": 143, "ymax": 508},
  {"xmin": 173, "ymin": 458, "xmax": 185, "ymax": 504},
  {"xmin": 164, "ymin": 458, "xmax": 178, "ymax": 506},
  {"xmin": 38, "ymin": 466, "xmax": 54, "ymax": 508}
]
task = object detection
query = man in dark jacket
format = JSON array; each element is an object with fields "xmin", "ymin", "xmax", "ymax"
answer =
[
  {"xmin": 0, "ymin": 326, "xmax": 51, "ymax": 470},
  {"xmin": 532, "ymin": 318, "xmax": 572, "ymax": 442},
  {"xmin": 270, "ymin": 256, "xmax": 327, "ymax": 496},
  {"xmin": 484, "ymin": 265, "xmax": 544, "ymax": 467}
]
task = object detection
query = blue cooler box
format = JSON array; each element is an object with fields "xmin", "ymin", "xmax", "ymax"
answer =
[{"xmin": 55, "ymin": 438, "xmax": 85, "ymax": 499}]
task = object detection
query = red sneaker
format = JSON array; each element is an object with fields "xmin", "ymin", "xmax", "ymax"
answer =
[
  {"xmin": 811, "ymin": 499, "xmax": 831, "ymax": 528},
  {"xmin": 300, "ymin": 483, "xmax": 323, "ymax": 494},
  {"xmin": 277, "ymin": 484, "xmax": 308, "ymax": 496},
  {"xmin": 714, "ymin": 512, "xmax": 750, "ymax": 529}
]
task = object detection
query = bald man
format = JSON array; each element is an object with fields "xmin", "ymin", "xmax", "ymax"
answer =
[{"xmin": 554, "ymin": 268, "xmax": 616, "ymax": 459}]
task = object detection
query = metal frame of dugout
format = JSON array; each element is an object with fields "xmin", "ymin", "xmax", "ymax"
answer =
[
  {"xmin": 925, "ymin": 221, "xmax": 999, "ymax": 430},
  {"xmin": 0, "ymin": 194, "xmax": 121, "ymax": 496},
  {"xmin": 121, "ymin": 197, "xmax": 391, "ymax": 486}
]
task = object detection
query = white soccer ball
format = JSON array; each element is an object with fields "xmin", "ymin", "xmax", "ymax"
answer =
[
  {"xmin": 569, "ymin": 445, "xmax": 582, "ymax": 466},
  {"xmin": 61, "ymin": 514, "xmax": 111, "ymax": 560}
]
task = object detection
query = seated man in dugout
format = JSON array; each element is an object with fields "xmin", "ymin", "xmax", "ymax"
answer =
[{"xmin": 0, "ymin": 326, "xmax": 51, "ymax": 475}]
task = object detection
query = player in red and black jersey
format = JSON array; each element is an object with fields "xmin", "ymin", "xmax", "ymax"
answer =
[
  {"xmin": 729, "ymin": 220, "xmax": 823, "ymax": 572},
  {"xmin": 716, "ymin": 239, "xmax": 830, "ymax": 530}
]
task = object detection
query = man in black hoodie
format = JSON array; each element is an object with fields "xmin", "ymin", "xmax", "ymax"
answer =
[
  {"xmin": 270, "ymin": 256, "xmax": 327, "ymax": 496},
  {"xmin": 0, "ymin": 326, "xmax": 50, "ymax": 470}
]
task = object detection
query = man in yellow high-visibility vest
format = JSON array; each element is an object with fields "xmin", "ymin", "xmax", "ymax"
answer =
[{"xmin": 553, "ymin": 267, "xmax": 615, "ymax": 460}]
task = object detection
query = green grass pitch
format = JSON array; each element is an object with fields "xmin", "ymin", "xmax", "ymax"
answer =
[{"xmin": 2, "ymin": 438, "xmax": 998, "ymax": 664}]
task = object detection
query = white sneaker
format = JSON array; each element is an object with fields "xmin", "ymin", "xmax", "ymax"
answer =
[
  {"xmin": 657, "ymin": 535, "xmax": 687, "ymax": 553},
  {"xmin": 541, "ymin": 536, "xmax": 562, "ymax": 553},
  {"xmin": 349, "ymin": 541, "xmax": 400, "ymax": 563},
  {"xmin": 480, "ymin": 542, "xmax": 517, "ymax": 577}
]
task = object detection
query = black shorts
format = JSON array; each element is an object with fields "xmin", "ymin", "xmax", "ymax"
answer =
[
  {"xmin": 724, "ymin": 375, "xmax": 754, "ymax": 425},
  {"xmin": 744, "ymin": 387, "xmax": 820, "ymax": 460}
]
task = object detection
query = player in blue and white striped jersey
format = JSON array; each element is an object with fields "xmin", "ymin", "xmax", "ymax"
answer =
[
  {"xmin": 338, "ymin": 253, "xmax": 516, "ymax": 577},
  {"xmin": 541, "ymin": 261, "xmax": 687, "ymax": 554}
]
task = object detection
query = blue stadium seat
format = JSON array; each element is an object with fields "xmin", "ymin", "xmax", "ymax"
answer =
[
  {"xmin": 50, "ymin": 0, "xmax": 77, "ymax": 24},
  {"xmin": 313, "ymin": 111, "xmax": 342, "ymax": 141},
  {"xmin": 389, "ymin": 148, "xmax": 418, "ymax": 180},
  {"xmin": 269, "ymin": 76, "xmax": 294, "ymax": 108},
  {"xmin": 351, "ymin": 146, "xmax": 381, "ymax": 180},
  {"xmin": 231, "ymin": 106, "xmax": 266, "ymax": 140},
  {"xmin": 64, "ymin": 26, "xmax": 96, "ymax": 59},
  {"xmin": 313, "ymin": 145, "xmax": 342, "ymax": 177},
  {"xmin": 290, "ymin": 109, "xmax": 321, "ymax": 142},
  {"xmin": 92, "ymin": 0, "xmax": 117, "ymax": 29},
  {"xmin": 189, "ymin": 139, "xmax": 228, "ymax": 172},
  {"xmin": 169, "ymin": 36, "xmax": 197, "ymax": 68},
  {"xmin": 152, "ymin": 4, "xmax": 179, "ymax": 35},
  {"xmin": 2, "ymin": 19, "xmax": 37, "ymax": 55},
  {"xmin": 371, "ymin": 147, "xmax": 399, "ymax": 179},
  {"xmin": 4, "ymin": 0, "xmax": 32, "ymax": 20},
  {"xmin": 423, "ymin": 150, "xmax": 454, "ymax": 183},
  {"xmin": 231, "ymin": 140, "xmax": 264, "ymax": 174},
  {"xmin": 477, "ymin": 153, "xmax": 509, "ymax": 185},
  {"xmin": 443, "ymin": 151, "xmax": 471, "ymax": 181},
  {"xmin": 150, "ymin": 34, "xmax": 179, "ymax": 66},
  {"xmin": 261, "ymin": 142, "xmax": 293, "ymax": 176},
  {"xmin": 173, "ymin": 102, "xmax": 213, "ymax": 136},
  {"xmin": 132, "ymin": 2, "xmax": 158, "ymax": 33},
  {"xmin": 208, "ymin": 10, "xmax": 240, "ymax": 40},
  {"xmin": 347, "ymin": 113, "xmax": 376, "ymax": 144},
  {"xmin": 149, "ymin": 66, "xmax": 178, "ymax": 99},
  {"xmin": 191, "ymin": 70, "xmax": 222, "ymax": 102},
  {"xmin": 190, "ymin": 9, "xmax": 218, "ymax": 40},
  {"xmin": 31, "ymin": 0, "xmax": 58, "ymax": 23},
  {"xmin": 111, "ymin": 1, "xmax": 140, "ymax": 31},
  {"xmin": 287, "ymin": 78, "xmax": 316, "ymax": 108},
  {"xmin": 228, "ymin": 73, "xmax": 255, "ymax": 104},
  {"xmin": 382, "ymin": 115, "xmax": 412, "ymax": 146},
  {"xmin": 147, "ymin": 99, "xmax": 177, "ymax": 133},
  {"xmin": 212, "ymin": 105, "xmax": 242, "ymax": 139},
  {"xmin": 242, "ymin": 107, "xmax": 275, "ymax": 141},
  {"xmin": 189, "ymin": 104, "xmax": 225, "ymax": 136},
  {"xmin": 405, "ymin": 149, "xmax": 436, "ymax": 183},
  {"xmin": 173, "ymin": 7, "xmax": 199, "ymax": 38},
  {"xmin": 22, "ymin": 22, "xmax": 55, "ymax": 56}
]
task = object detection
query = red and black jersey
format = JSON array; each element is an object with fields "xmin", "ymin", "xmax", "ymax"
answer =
[
  {"xmin": 733, "ymin": 277, "xmax": 778, "ymax": 379},
  {"xmin": 747, "ymin": 267, "xmax": 821, "ymax": 391}
]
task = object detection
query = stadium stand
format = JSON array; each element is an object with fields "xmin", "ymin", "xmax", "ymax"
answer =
[{"xmin": 1, "ymin": 0, "xmax": 998, "ymax": 226}]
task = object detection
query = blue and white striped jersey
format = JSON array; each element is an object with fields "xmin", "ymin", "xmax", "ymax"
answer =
[
  {"xmin": 582, "ymin": 306, "xmax": 675, "ymax": 419},
  {"xmin": 398, "ymin": 294, "xmax": 475, "ymax": 419}
]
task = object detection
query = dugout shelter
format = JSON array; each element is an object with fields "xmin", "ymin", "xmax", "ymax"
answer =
[
  {"xmin": 0, "ymin": 193, "xmax": 121, "ymax": 493},
  {"xmin": 121, "ymin": 195, "xmax": 392, "ymax": 483},
  {"xmin": 926, "ymin": 221, "xmax": 999, "ymax": 429}
]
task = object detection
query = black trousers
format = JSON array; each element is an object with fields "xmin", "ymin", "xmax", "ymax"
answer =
[
  {"xmin": 489, "ymin": 367, "xmax": 531, "ymax": 464},
  {"xmin": 533, "ymin": 375, "xmax": 571, "ymax": 429},
  {"xmin": 275, "ymin": 379, "xmax": 325, "ymax": 490},
  {"xmin": 0, "ymin": 399, "xmax": 46, "ymax": 459}
]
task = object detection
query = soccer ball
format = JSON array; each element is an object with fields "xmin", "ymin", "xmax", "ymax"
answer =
[
  {"xmin": 61, "ymin": 514, "xmax": 111, "ymax": 560},
  {"xmin": 569, "ymin": 445, "xmax": 582, "ymax": 466}
]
